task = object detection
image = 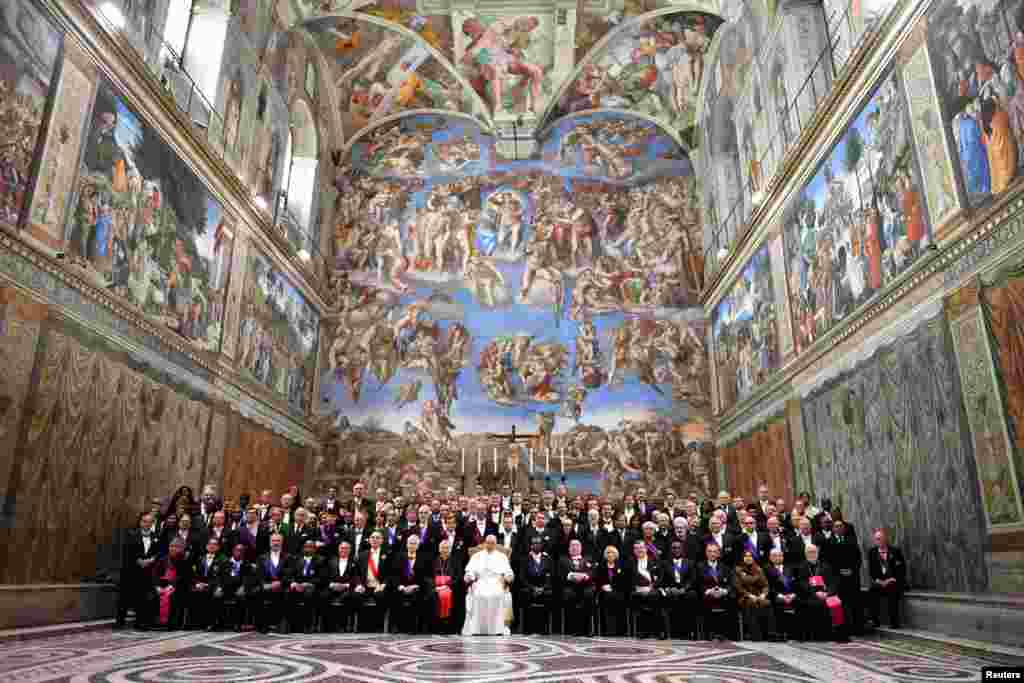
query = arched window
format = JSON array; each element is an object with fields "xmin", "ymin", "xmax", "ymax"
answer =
[
  {"xmin": 159, "ymin": 0, "xmax": 230, "ymax": 126},
  {"xmin": 280, "ymin": 101, "xmax": 319, "ymax": 261}
]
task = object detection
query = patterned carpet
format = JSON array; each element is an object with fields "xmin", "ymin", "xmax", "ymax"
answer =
[{"xmin": 0, "ymin": 628, "xmax": 1021, "ymax": 683}]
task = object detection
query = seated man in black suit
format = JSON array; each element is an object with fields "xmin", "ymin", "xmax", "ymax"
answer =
[
  {"xmin": 255, "ymin": 533, "xmax": 290, "ymax": 633},
  {"xmin": 628, "ymin": 540, "xmax": 664, "ymax": 639},
  {"xmin": 662, "ymin": 539, "xmax": 698, "ymax": 638},
  {"xmin": 763, "ymin": 548, "xmax": 798, "ymax": 640},
  {"xmin": 319, "ymin": 541, "xmax": 361, "ymax": 632},
  {"xmin": 519, "ymin": 537, "xmax": 554, "ymax": 635},
  {"xmin": 867, "ymin": 528, "xmax": 906, "ymax": 629},
  {"xmin": 189, "ymin": 537, "xmax": 224, "ymax": 629},
  {"xmin": 215, "ymin": 543, "xmax": 256, "ymax": 631},
  {"xmin": 559, "ymin": 539, "xmax": 595, "ymax": 635},
  {"xmin": 356, "ymin": 530, "xmax": 391, "ymax": 632},
  {"xmin": 286, "ymin": 539, "xmax": 323, "ymax": 633},
  {"xmin": 391, "ymin": 535, "xmax": 434, "ymax": 633},
  {"xmin": 696, "ymin": 542, "xmax": 735, "ymax": 640},
  {"xmin": 796, "ymin": 544, "xmax": 848, "ymax": 642}
]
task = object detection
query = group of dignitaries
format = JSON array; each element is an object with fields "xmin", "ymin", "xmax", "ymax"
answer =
[{"xmin": 116, "ymin": 481, "xmax": 907, "ymax": 642}]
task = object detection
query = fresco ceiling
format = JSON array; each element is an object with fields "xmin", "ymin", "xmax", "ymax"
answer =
[{"xmin": 295, "ymin": 0, "xmax": 725, "ymax": 147}]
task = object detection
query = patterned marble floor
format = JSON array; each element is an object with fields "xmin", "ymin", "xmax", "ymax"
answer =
[{"xmin": 0, "ymin": 628, "xmax": 1021, "ymax": 683}]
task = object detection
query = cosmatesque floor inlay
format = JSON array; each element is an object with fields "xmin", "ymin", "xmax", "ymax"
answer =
[{"xmin": 0, "ymin": 630, "xmax": 1019, "ymax": 683}]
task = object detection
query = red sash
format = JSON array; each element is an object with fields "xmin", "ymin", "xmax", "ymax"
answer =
[
  {"xmin": 434, "ymin": 576, "xmax": 453, "ymax": 618},
  {"xmin": 368, "ymin": 555, "xmax": 380, "ymax": 581},
  {"xmin": 825, "ymin": 595, "xmax": 845, "ymax": 627},
  {"xmin": 809, "ymin": 575, "xmax": 825, "ymax": 588}
]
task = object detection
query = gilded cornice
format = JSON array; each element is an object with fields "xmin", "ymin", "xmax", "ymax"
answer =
[
  {"xmin": 45, "ymin": 0, "xmax": 329, "ymax": 314},
  {"xmin": 0, "ymin": 224, "xmax": 319, "ymax": 448},
  {"xmin": 714, "ymin": 184, "xmax": 1024, "ymax": 437},
  {"xmin": 700, "ymin": 0, "xmax": 932, "ymax": 311}
]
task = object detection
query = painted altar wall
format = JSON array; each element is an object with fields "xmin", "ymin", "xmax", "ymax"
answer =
[{"xmin": 707, "ymin": 0, "xmax": 1024, "ymax": 594}]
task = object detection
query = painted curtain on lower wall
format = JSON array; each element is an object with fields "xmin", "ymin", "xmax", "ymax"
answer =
[
  {"xmin": 720, "ymin": 415, "xmax": 795, "ymax": 504},
  {"xmin": 799, "ymin": 314, "xmax": 988, "ymax": 592},
  {"xmin": 221, "ymin": 415, "xmax": 308, "ymax": 506},
  {"xmin": 0, "ymin": 298, "xmax": 218, "ymax": 584}
]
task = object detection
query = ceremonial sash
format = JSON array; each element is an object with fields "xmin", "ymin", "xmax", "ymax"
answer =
[
  {"xmin": 367, "ymin": 554, "xmax": 381, "ymax": 584},
  {"xmin": 825, "ymin": 595, "xmax": 845, "ymax": 626},
  {"xmin": 809, "ymin": 575, "xmax": 825, "ymax": 588},
  {"xmin": 158, "ymin": 564, "xmax": 177, "ymax": 625},
  {"xmin": 434, "ymin": 576, "xmax": 453, "ymax": 618}
]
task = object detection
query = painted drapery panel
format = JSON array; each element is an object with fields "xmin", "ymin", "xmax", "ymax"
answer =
[
  {"xmin": 0, "ymin": 320, "xmax": 214, "ymax": 584},
  {"xmin": 0, "ymin": 0, "xmax": 62, "ymax": 227},
  {"xmin": 238, "ymin": 247, "xmax": 320, "ymax": 415},
  {"xmin": 800, "ymin": 314, "xmax": 988, "ymax": 592},
  {"xmin": 784, "ymin": 70, "xmax": 930, "ymax": 355},
  {"xmin": 711, "ymin": 243, "xmax": 780, "ymax": 413},
  {"xmin": 64, "ymin": 79, "xmax": 234, "ymax": 352},
  {"xmin": 720, "ymin": 415, "xmax": 795, "ymax": 504}
]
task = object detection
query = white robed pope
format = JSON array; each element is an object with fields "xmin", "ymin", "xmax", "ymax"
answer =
[{"xmin": 462, "ymin": 535, "xmax": 515, "ymax": 636}]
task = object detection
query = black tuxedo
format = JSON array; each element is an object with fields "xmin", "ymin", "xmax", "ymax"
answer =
[
  {"xmin": 286, "ymin": 524, "xmax": 318, "ymax": 556},
  {"xmin": 346, "ymin": 527, "xmax": 371, "ymax": 556},
  {"xmin": 117, "ymin": 528, "xmax": 161, "ymax": 627},
  {"xmin": 391, "ymin": 553, "xmax": 434, "ymax": 633},
  {"xmin": 759, "ymin": 531, "xmax": 793, "ymax": 566},
  {"xmin": 254, "ymin": 551, "xmax": 290, "ymax": 632},
  {"xmin": 702, "ymin": 531, "xmax": 739, "ymax": 566},
  {"xmin": 593, "ymin": 562, "xmax": 629, "ymax": 635},
  {"xmin": 578, "ymin": 524, "xmax": 603, "ymax": 562},
  {"xmin": 464, "ymin": 517, "xmax": 498, "ymax": 548},
  {"xmin": 321, "ymin": 498, "xmax": 342, "ymax": 515},
  {"xmin": 197, "ymin": 500, "xmax": 223, "ymax": 528},
  {"xmin": 189, "ymin": 553, "xmax": 224, "ymax": 627},
  {"xmin": 523, "ymin": 525, "xmax": 557, "ymax": 556},
  {"xmin": 696, "ymin": 560, "xmax": 736, "ymax": 637},
  {"xmin": 496, "ymin": 528, "xmax": 520, "ymax": 557},
  {"xmin": 626, "ymin": 556, "xmax": 662, "ymax": 636},
  {"xmin": 736, "ymin": 530, "xmax": 770, "ymax": 565},
  {"xmin": 355, "ymin": 548, "xmax": 391, "ymax": 631},
  {"xmin": 662, "ymin": 556, "xmax": 698, "ymax": 637},
  {"xmin": 558, "ymin": 555, "xmax": 595, "ymax": 635},
  {"xmin": 319, "ymin": 555, "xmax": 361, "ymax": 631},
  {"xmin": 520, "ymin": 552, "xmax": 554, "ymax": 634},
  {"xmin": 868, "ymin": 546, "xmax": 906, "ymax": 628}
]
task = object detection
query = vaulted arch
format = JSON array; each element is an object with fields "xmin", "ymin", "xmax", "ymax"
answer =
[
  {"xmin": 297, "ymin": 12, "xmax": 493, "ymax": 149},
  {"xmin": 539, "ymin": 6, "xmax": 724, "ymax": 149}
]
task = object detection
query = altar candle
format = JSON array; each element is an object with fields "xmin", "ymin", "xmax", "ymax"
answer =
[
  {"xmin": 461, "ymin": 447, "xmax": 466, "ymax": 474},
  {"xmin": 529, "ymin": 448, "xmax": 534, "ymax": 473},
  {"xmin": 477, "ymin": 447, "xmax": 482, "ymax": 473},
  {"xmin": 545, "ymin": 448, "xmax": 550, "ymax": 472},
  {"xmin": 560, "ymin": 447, "xmax": 565, "ymax": 474},
  {"xmin": 493, "ymin": 448, "xmax": 498, "ymax": 474}
]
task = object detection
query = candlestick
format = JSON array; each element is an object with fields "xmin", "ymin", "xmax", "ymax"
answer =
[
  {"xmin": 461, "ymin": 447, "xmax": 466, "ymax": 475},
  {"xmin": 560, "ymin": 447, "xmax": 565, "ymax": 474},
  {"xmin": 477, "ymin": 447, "xmax": 482, "ymax": 474},
  {"xmin": 493, "ymin": 448, "xmax": 498, "ymax": 474},
  {"xmin": 545, "ymin": 448, "xmax": 550, "ymax": 472},
  {"xmin": 529, "ymin": 448, "xmax": 534, "ymax": 473}
]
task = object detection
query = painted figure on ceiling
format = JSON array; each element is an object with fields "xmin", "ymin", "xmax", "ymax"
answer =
[{"xmin": 461, "ymin": 16, "xmax": 545, "ymax": 114}]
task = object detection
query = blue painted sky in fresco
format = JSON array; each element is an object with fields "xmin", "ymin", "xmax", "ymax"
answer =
[{"xmin": 319, "ymin": 260, "xmax": 700, "ymax": 436}]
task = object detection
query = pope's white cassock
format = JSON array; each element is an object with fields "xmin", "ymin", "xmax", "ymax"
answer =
[{"xmin": 461, "ymin": 546, "xmax": 515, "ymax": 636}]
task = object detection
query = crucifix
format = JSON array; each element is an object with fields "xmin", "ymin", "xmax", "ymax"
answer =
[{"xmin": 484, "ymin": 424, "xmax": 537, "ymax": 444}]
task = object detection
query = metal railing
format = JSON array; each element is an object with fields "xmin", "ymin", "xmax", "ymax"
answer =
[{"xmin": 702, "ymin": 1, "xmax": 874, "ymax": 283}]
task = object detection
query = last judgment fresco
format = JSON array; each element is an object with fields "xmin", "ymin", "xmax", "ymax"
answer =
[{"xmin": 316, "ymin": 111, "xmax": 713, "ymax": 498}]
